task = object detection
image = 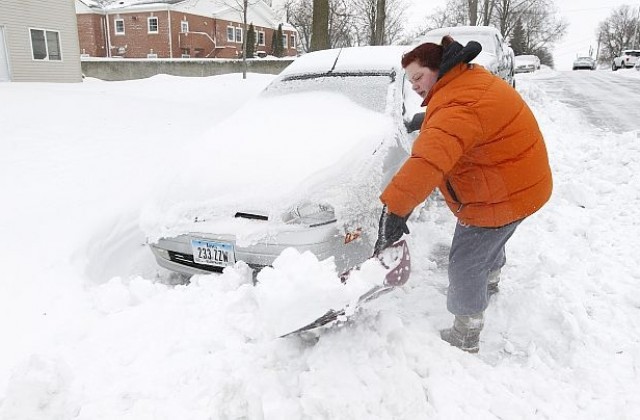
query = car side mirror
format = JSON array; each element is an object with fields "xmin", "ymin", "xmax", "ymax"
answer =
[{"xmin": 405, "ymin": 112, "xmax": 425, "ymax": 133}]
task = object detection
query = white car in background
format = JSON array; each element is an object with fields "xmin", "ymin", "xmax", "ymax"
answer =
[
  {"xmin": 515, "ymin": 54, "xmax": 541, "ymax": 73},
  {"xmin": 146, "ymin": 46, "xmax": 423, "ymax": 278},
  {"xmin": 572, "ymin": 56, "xmax": 596, "ymax": 70},
  {"xmin": 416, "ymin": 25, "xmax": 515, "ymax": 88},
  {"xmin": 612, "ymin": 50, "xmax": 640, "ymax": 70}
]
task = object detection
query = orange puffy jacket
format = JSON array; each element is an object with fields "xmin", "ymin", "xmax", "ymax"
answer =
[{"xmin": 381, "ymin": 63, "xmax": 553, "ymax": 227}]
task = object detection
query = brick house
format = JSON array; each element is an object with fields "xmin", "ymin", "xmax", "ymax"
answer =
[
  {"xmin": 0, "ymin": 0, "xmax": 82, "ymax": 82},
  {"xmin": 75, "ymin": 0, "xmax": 298, "ymax": 59}
]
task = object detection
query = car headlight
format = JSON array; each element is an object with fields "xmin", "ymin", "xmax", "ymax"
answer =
[
  {"xmin": 152, "ymin": 245, "xmax": 170, "ymax": 260},
  {"xmin": 283, "ymin": 202, "xmax": 337, "ymax": 227}
]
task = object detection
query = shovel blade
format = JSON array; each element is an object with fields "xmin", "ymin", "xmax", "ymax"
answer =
[{"xmin": 379, "ymin": 240, "xmax": 411, "ymax": 287}]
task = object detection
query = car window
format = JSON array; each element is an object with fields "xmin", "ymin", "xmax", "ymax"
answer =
[
  {"xmin": 262, "ymin": 73, "xmax": 394, "ymax": 113},
  {"xmin": 626, "ymin": 51, "xmax": 640, "ymax": 57}
]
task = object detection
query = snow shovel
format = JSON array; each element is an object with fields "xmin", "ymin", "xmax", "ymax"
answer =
[{"xmin": 280, "ymin": 240, "xmax": 411, "ymax": 337}]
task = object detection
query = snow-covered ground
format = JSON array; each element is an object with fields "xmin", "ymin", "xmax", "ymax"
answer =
[{"xmin": 1, "ymin": 68, "xmax": 639, "ymax": 419}]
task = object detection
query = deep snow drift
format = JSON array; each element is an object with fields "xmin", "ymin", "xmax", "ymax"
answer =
[{"xmin": 1, "ymin": 69, "xmax": 639, "ymax": 419}]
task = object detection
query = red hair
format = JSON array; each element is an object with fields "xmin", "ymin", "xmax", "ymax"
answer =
[{"xmin": 401, "ymin": 35, "xmax": 455, "ymax": 70}]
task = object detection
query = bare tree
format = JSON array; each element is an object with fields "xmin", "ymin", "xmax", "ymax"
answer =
[
  {"xmin": 468, "ymin": 0, "xmax": 478, "ymax": 26},
  {"xmin": 350, "ymin": 0, "xmax": 408, "ymax": 45},
  {"xmin": 492, "ymin": 0, "xmax": 534, "ymax": 38},
  {"xmin": 424, "ymin": 0, "xmax": 469, "ymax": 29},
  {"xmin": 283, "ymin": 0, "xmax": 410, "ymax": 50},
  {"xmin": 216, "ymin": 0, "xmax": 261, "ymax": 79},
  {"xmin": 328, "ymin": 0, "xmax": 356, "ymax": 47},
  {"xmin": 311, "ymin": 0, "xmax": 331, "ymax": 51},
  {"xmin": 373, "ymin": 0, "xmax": 386, "ymax": 45},
  {"xmin": 479, "ymin": 0, "xmax": 495, "ymax": 26},
  {"xmin": 281, "ymin": 0, "xmax": 313, "ymax": 51},
  {"xmin": 283, "ymin": 0, "xmax": 354, "ymax": 51},
  {"xmin": 423, "ymin": 0, "xmax": 566, "ymax": 67},
  {"xmin": 596, "ymin": 5, "xmax": 639, "ymax": 63}
]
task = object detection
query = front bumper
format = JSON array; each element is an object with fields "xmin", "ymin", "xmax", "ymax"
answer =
[{"xmin": 149, "ymin": 223, "xmax": 373, "ymax": 277}]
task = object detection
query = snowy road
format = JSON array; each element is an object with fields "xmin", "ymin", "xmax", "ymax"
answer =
[{"xmin": 532, "ymin": 70, "xmax": 640, "ymax": 133}]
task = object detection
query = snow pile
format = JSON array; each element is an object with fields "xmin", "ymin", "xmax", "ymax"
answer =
[{"xmin": 1, "ymin": 69, "xmax": 639, "ymax": 419}]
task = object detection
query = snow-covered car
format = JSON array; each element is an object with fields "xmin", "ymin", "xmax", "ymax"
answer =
[
  {"xmin": 572, "ymin": 56, "xmax": 596, "ymax": 70},
  {"xmin": 612, "ymin": 50, "xmax": 640, "ymax": 70},
  {"xmin": 416, "ymin": 26, "xmax": 515, "ymax": 87},
  {"xmin": 515, "ymin": 54, "xmax": 541, "ymax": 73},
  {"xmin": 145, "ymin": 46, "xmax": 423, "ymax": 277}
]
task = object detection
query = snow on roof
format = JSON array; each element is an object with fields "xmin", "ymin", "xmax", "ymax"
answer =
[
  {"xmin": 101, "ymin": 0, "xmax": 290, "ymax": 30},
  {"xmin": 172, "ymin": 0, "xmax": 230, "ymax": 16},
  {"xmin": 75, "ymin": 0, "xmax": 105, "ymax": 13}
]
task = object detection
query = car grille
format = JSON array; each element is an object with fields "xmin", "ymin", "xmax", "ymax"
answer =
[{"xmin": 168, "ymin": 250, "xmax": 224, "ymax": 273}]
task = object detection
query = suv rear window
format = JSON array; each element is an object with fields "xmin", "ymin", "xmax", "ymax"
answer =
[{"xmin": 623, "ymin": 51, "xmax": 640, "ymax": 57}]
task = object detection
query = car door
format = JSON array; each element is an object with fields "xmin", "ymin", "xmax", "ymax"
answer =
[{"xmin": 493, "ymin": 33, "xmax": 509, "ymax": 80}]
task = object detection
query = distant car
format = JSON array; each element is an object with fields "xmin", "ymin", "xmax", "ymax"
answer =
[
  {"xmin": 514, "ymin": 54, "xmax": 541, "ymax": 73},
  {"xmin": 612, "ymin": 50, "xmax": 640, "ymax": 70},
  {"xmin": 146, "ymin": 46, "xmax": 423, "ymax": 277},
  {"xmin": 572, "ymin": 56, "xmax": 596, "ymax": 70},
  {"xmin": 416, "ymin": 26, "xmax": 515, "ymax": 88}
]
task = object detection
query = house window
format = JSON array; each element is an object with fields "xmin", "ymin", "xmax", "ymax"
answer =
[
  {"xmin": 235, "ymin": 27, "xmax": 242, "ymax": 44},
  {"xmin": 29, "ymin": 28, "xmax": 62, "ymax": 61},
  {"xmin": 258, "ymin": 31, "xmax": 265, "ymax": 46},
  {"xmin": 181, "ymin": 20, "xmax": 188, "ymax": 33},
  {"xmin": 282, "ymin": 34, "xmax": 288, "ymax": 49},
  {"xmin": 290, "ymin": 34, "xmax": 295, "ymax": 48},
  {"xmin": 227, "ymin": 26, "xmax": 235, "ymax": 42},
  {"xmin": 148, "ymin": 17, "xmax": 159, "ymax": 34},
  {"xmin": 114, "ymin": 19, "xmax": 125, "ymax": 35}
]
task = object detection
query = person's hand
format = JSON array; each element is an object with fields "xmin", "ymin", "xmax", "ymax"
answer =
[{"xmin": 374, "ymin": 206, "xmax": 410, "ymax": 255}]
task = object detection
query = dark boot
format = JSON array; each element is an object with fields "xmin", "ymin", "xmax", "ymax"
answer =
[
  {"xmin": 440, "ymin": 313, "xmax": 484, "ymax": 353},
  {"xmin": 487, "ymin": 269, "xmax": 500, "ymax": 296}
]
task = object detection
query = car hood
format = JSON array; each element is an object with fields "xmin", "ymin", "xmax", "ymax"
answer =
[{"xmin": 143, "ymin": 91, "xmax": 400, "ymax": 243}]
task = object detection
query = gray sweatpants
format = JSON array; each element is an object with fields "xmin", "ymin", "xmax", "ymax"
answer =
[{"xmin": 447, "ymin": 219, "xmax": 523, "ymax": 315}]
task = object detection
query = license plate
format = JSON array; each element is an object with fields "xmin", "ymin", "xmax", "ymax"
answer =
[{"xmin": 191, "ymin": 239, "xmax": 235, "ymax": 267}]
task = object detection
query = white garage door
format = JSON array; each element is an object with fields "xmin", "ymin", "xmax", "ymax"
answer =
[{"xmin": 0, "ymin": 26, "xmax": 10, "ymax": 82}]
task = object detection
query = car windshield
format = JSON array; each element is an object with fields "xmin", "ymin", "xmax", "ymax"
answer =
[{"xmin": 261, "ymin": 72, "xmax": 394, "ymax": 113}]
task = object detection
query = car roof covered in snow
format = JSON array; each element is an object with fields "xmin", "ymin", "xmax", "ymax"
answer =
[{"xmin": 280, "ymin": 46, "xmax": 410, "ymax": 77}]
